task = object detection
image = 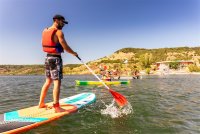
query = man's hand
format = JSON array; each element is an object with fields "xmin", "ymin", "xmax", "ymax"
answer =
[{"xmin": 72, "ymin": 52, "xmax": 78, "ymax": 57}]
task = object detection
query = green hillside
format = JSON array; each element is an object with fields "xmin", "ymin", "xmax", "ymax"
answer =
[
  {"xmin": 0, "ymin": 64, "xmax": 81, "ymax": 75},
  {"xmin": 1, "ymin": 46, "xmax": 200, "ymax": 75},
  {"xmin": 115, "ymin": 47, "xmax": 200, "ymax": 62}
]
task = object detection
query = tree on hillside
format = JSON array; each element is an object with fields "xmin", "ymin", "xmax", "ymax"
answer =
[
  {"xmin": 169, "ymin": 61, "xmax": 179, "ymax": 70},
  {"xmin": 139, "ymin": 53, "xmax": 153, "ymax": 69}
]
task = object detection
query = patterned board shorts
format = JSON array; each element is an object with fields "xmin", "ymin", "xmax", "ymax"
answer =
[{"xmin": 45, "ymin": 55, "xmax": 63, "ymax": 80}]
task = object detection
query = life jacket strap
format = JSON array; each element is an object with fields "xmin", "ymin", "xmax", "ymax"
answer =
[{"xmin": 43, "ymin": 45, "xmax": 57, "ymax": 48}]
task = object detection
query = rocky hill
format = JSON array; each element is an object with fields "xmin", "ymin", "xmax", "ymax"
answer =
[
  {"xmin": 1, "ymin": 47, "xmax": 200, "ymax": 75},
  {"xmin": 68, "ymin": 46, "xmax": 200, "ymax": 74}
]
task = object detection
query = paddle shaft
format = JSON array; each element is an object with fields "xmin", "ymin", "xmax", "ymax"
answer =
[
  {"xmin": 76, "ymin": 56, "xmax": 128, "ymax": 107},
  {"xmin": 76, "ymin": 56, "xmax": 110, "ymax": 89}
]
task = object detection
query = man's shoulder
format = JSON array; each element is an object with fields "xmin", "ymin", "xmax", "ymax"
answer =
[
  {"xmin": 56, "ymin": 29, "xmax": 64, "ymax": 36},
  {"xmin": 56, "ymin": 29, "xmax": 63, "ymax": 33}
]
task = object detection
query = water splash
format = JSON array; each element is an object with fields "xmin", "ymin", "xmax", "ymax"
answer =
[{"xmin": 101, "ymin": 100, "xmax": 133, "ymax": 118}]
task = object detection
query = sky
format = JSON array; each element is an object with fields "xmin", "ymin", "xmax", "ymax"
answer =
[{"xmin": 0, "ymin": 0, "xmax": 199, "ymax": 65}]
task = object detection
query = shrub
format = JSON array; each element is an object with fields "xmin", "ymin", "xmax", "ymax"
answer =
[
  {"xmin": 145, "ymin": 68, "xmax": 151, "ymax": 74},
  {"xmin": 188, "ymin": 64, "xmax": 200, "ymax": 72}
]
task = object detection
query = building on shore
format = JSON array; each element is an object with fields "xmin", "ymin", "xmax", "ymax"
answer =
[{"xmin": 155, "ymin": 60, "xmax": 194, "ymax": 70}]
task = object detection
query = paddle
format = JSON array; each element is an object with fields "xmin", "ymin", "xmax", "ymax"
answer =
[{"xmin": 76, "ymin": 56, "xmax": 128, "ymax": 107}]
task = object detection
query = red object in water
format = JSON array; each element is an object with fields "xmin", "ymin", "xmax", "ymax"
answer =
[{"xmin": 109, "ymin": 89, "xmax": 128, "ymax": 107}]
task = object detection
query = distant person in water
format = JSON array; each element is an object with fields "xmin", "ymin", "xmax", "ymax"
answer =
[
  {"xmin": 132, "ymin": 70, "xmax": 140, "ymax": 79},
  {"xmin": 38, "ymin": 14, "xmax": 78, "ymax": 113},
  {"xmin": 102, "ymin": 71, "xmax": 112, "ymax": 81},
  {"xmin": 113, "ymin": 69, "xmax": 121, "ymax": 80},
  {"xmin": 99, "ymin": 65, "xmax": 106, "ymax": 77}
]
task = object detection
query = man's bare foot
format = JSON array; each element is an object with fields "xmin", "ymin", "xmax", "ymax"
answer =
[
  {"xmin": 53, "ymin": 102, "xmax": 67, "ymax": 113},
  {"xmin": 38, "ymin": 103, "xmax": 48, "ymax": 108},
  {"xmin": 54, "ymin": 107, "xmax": 67, "ymax": 113}
]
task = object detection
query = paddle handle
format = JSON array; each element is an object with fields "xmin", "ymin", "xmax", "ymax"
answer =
[{"xmin": 76, "ymin": 56, "xmax": 110, "ymax": 89}]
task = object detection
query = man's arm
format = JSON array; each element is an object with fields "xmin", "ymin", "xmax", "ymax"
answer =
[{"xmin": 56, "ymin": 30, "xmax": 77, "ymax": 56}]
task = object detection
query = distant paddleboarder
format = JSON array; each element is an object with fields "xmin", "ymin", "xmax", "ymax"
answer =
[{"xmin": 39, "ymin": 14, "xmax": 78, "ymax": 113}]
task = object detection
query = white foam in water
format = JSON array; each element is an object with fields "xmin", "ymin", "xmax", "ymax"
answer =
[{"xmin": 101, "ymin": 100, "xmax": 133, "ymax": 118}]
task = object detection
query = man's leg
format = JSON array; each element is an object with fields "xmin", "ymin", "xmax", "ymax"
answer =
[
  {"xmin": 53, "ymin": 79, "xmax": 66, "ymax": 112},
  {"xmin": 38, "ymin": 78, "xmax": 52, "ymax": 108},
  {"xmin": 53, "ymin": 79, "xmax": 61, "ymax": 104}
]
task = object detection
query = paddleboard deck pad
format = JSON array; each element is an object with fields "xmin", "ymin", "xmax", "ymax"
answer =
[{"xmin": 0, "ymin": 92, "xmax": 96, "ymax": 134}]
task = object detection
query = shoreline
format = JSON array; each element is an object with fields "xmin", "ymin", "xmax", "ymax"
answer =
[{"xmin": 1, "ymin": 71, "xmax": 200, "ymax": 77}]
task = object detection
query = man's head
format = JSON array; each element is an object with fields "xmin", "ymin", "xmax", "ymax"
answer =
[{"xmin": 53, "ymin": 14, "xmax": 68, "ymax": 30}]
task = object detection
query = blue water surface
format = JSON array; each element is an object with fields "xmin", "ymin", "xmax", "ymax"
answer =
[{"xmin": 0, "ymin": 74, "xmax": 200, "ymax": 134}]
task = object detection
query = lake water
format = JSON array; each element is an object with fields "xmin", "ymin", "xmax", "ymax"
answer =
[{"xmin": 0, "ymin": 74, "xmax": 200, "ymax": 134}]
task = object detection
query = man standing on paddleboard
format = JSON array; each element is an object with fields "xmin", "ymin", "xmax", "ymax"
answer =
[{"xmin": 39, "ymin": 14, "xmax": 78, "ymax": 113}]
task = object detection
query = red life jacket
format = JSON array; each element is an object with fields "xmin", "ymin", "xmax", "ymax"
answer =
[{"xmin": 42, "ymin": 28, "xmax": 64, "ymax": 53}]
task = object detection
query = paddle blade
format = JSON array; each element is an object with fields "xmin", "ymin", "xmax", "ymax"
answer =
[{"xmin": 109, "ymin": 89, "xmax": 128, "ymax": 107}]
